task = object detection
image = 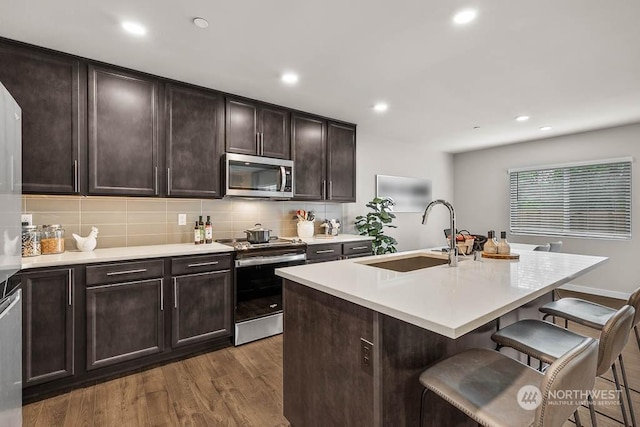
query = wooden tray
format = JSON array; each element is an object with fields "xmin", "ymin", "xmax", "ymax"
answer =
[{"xmin": 482, "ymin": 252, "xmax": 520, "ymax": 260}]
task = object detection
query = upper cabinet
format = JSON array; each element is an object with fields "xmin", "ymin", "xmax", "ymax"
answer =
[
  {"xmin": 0, "ymin": 43, "xmax": 84, "ymax": 194},
  {"xmin": 226, "ymin": 98, "xmax": 290, "ymax": 159},
  {"xmin": 292, "ymin": 114, "xmax": 356, "ymax": 202},
  {"xmin": 165, "ymin": 84, "xmax": 224, "ymax": 198},
  {"xmin": 88, "ymin": 65, "xmax": 160, "ymax": 196}
]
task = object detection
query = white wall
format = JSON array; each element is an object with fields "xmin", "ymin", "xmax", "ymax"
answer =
[
  {"xmin": 453, "ymin": 122, "xmax": 640, "ymax": 297},
  {"xmin": 345, "ymin": 132, "xmax": 454, "ymax": 251}
]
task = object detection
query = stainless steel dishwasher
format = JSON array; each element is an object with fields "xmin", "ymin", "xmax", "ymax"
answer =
[{"xmin": 0, "ymin": 289, "xmax": 22, "ymax": 426}]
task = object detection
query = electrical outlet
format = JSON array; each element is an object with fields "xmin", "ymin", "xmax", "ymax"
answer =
[
  {"xmin": 21, "ymin": 214, "xmax": 32, "ymax": 225},
  {"xmin": 178, "ymin": 214, "xmax": 187, "ymax": 226},
  {"xmin": 360, "ymin": 338, "xmax": 373, "ymax": 375}
]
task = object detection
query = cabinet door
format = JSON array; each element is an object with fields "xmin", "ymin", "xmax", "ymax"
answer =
[
  {"xmin": 166, "ymin": 84, "xmax": 224, "ymax": 198},
  {"xmin": 172, "ymin": 270, "xmax": 231, "ymax": 347},
  {"xmin": 260, "ymin": 106, "xmax": 290, "ymax": 159},
  {"xmin": 22, "ymin": 268, "xmax": 74, "ymax": 386},
  {"xmin": 0, "ymin": 43, "xmax": 83, "ymax": 194},
  {"xmin": 86, "ymin": 279, "xmax": 163, "ymax": 370},
  {"xmin": 327, "ymin": 122, "xmax": 356, "ymax": 202},
  {"xmin": 88, "ymin": 65, "xmax": 159, "ymax": 196},
  {"xmin": 292, "ymin": 114, "xmax": 326, "ymax": 200},
  {"xmin": 225, "ymin": 98, "xmax": 258, "ymax": 156}
]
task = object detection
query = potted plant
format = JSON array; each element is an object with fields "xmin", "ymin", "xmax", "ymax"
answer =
[{"xmin": 355, "ymin": 197, "xmax": 398, "ymax": 255}]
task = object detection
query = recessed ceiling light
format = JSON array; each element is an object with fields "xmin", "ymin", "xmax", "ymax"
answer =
[
  {"xmin": 281, "ymin": 72, "xmax": 299, "ymax": 85},
  {"xmin": 373, "ymin": 102, "xmax": 388, "ymax": 113},
  {"xmin": 121, "ymin": 21, "xmax": 146, "ymax": 36},
  {"xmin": 515, "ymin": 115, "xmax": 530, "ymax": 122},
  {"xmin": 540, "ymin": 126, "xmax": 553, "ymax": 131},
  {"xmin": 453, "ymin": 9, "xmax": 477, "ymax": 25},
  {"xmin": 193, "ymin": 17, "xmax": 209, "ymax": 29}
]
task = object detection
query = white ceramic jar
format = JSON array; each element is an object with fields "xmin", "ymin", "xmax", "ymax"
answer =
[{"xmin": 297, "ymin": 221, "xmax": 314, "ymax": 238}]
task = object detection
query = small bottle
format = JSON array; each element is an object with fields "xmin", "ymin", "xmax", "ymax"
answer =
[
  {"xmin": 498, "ymin": 231, "xmax": 511, "ymax": 255},
  {"xmin": 198, "ymin": 216, "xmax": 205, "ymax": 242},
  {"xmin": 205, "ymin": 215, "xmax": 213, "ymax": 244},
  {"xmin": 483, "ymin": 230, "xmax": 498, "ymax": 254},
  {"xmin": 194, "ymin": 221, "xmax": 202, "ymax": 245}
]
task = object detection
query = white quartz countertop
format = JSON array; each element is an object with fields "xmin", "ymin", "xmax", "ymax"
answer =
[
  {"xmin": 21, "ymin": 243, "xmax": 234, "ymax": 269},
  {"xmin": 283, "ymin": 234, "xmax": 374, "ymax": 245},
  {"xmin": 276, "ymin": 248, "xmax": 607, "ymax": 339}
]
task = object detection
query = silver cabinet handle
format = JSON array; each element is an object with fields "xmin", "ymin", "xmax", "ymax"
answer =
[
  {"xmin": 256, "ymin": 133, "xmax": 260, "ymax": 154},
  {"xmin": 349, "ymin": 246, "xmax": 369, "ymax": 250},
  {"xmin": 154, "ymin": 166, "xmax": 158, "ymax": 195},
  {"xmin": 73, "ymin": 160, "xmax": 79, "ymax": 193},
  {"xmin": 261, "ymin": 133, "xmax": 264, "ymax": 155},
  {"xmin": 173, "ymin": 277, "xmax": 178, "ymax": 309},
  {"xmin": 68, "ymin": 269, "xmax": 73, "ymax": 306},
  {"xmin": 167, "ymin": 168, "xmax": 172, "ymax": 195},
  {"xmin": 322, "ymin": 180, "xmax": 327, "ymax": 199},
  {"xmin": 106, "ymin": 268, "xmax": 147, "ymax": 276},
  {"xmin": 316, "ymin": 249, "xmax": 335, "ymax": 254},
  {"xmin": 187, "ymin": 261, "xmax": 219, "ymax": 268},
  {"xmin": 329, "ymin": 181, "xmax": 333, "ymax": 199},
  {"xmin": 160, "ymin": 279, "xmax": 164, "ymax": 311}
]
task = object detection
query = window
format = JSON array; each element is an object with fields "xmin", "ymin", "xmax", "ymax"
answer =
[{"xmin": 509, "ymin": 158, "xmax": 632, "ymax": 239}]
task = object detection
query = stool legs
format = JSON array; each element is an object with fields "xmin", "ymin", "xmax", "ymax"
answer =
[
  {"xmin": 420, "ymin": 388, "xmax": 428, "ymax": 427},
  {"xmin": 612, "ymin": 363, "xmax": 631, "ymax": 427},
  {"xmin": 635, "ymin": 325, "xmax": 640, "ymax": 351},
  {"xmin": 574, "ymin": 409, "xmax": 583, "ymax": 427},
  {"xmin": 618, "ymin": 355, "xmax": 637, "ymax": 427},
  {"xmin": 588, "ymin": 394, "xmax": 598, "ymax": 427}
]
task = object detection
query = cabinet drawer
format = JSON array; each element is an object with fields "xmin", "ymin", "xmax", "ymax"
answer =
[
  {"xmin": 306, "ymin": 243, "xmax": 342, "ymax": 260},
  {"xmin": 86, "ymin": 260, "xmax": 164, "ymax": 286},
  {"xmin": 343, "ymin": 241, "xmax": 373, "ymax": 256},
  {"xmin": 171, "ymin": 253, "xmax": 231, "ymax": 276}
]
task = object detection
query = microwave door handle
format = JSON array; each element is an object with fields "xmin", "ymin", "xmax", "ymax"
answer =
[{"xmin": 280, "ymin": 166, "xmax": 286, "ymax": 192}]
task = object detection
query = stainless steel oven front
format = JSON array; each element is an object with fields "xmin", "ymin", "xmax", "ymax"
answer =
[
  {"xmin": 224, "ymin": 153, "xmax": 293, "ymax": 199},
  {"xmin": 234, "ymin": 247, "xmax": 306, "ymax": 345}
]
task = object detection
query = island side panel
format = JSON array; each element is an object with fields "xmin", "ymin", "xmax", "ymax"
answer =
[{"xmin": 283, "ymin": 279, "xmax": 375, "ymax": 427}]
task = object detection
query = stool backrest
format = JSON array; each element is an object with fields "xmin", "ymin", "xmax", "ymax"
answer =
[
  {"xmin": 533, "ymin": 244, "xmax": 550, "ymax": 252},
  {"xmin": 534, "ymin": 337, "xmax": 598, "ymax": 427},
  {"xmin": 549, "ymin": 241, "xmax": 563, "ymax": 252},
  {"xmin": 596, "ymin": 305, "xmax": 635, "ymax": 375},
  {"xmin": 627, "ymin": 287, "xmax": 640, "ymax": 326}
]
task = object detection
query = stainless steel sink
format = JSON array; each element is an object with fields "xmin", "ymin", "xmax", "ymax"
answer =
[{"xmin": 357, "ymin": 253, "xmax": 449, "ymax": 272}]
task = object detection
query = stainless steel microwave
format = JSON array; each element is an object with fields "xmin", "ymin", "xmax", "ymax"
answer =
[{"xmin": 223, "ymin": 153, "xmax": 294, "ymax": 199}]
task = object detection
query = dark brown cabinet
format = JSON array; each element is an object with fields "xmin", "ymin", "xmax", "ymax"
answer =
[
  {"xmin": 0, "ymin": 43, "xmax": 84, "ymax": 194},
  {"xmin": 306, "ymin": 241, "xmax": 373, "ymax": 263},
  {"xmin": 292, "ymin": 114, "xmax": 356, "ymax": 202},
  {"xmin": 88, "ymin": 65, "xmax": 159, "ymax": 196},
  {"xmin": 21, "ymin": 268, "xmax": 74, "ymax": 386},
  {"xmin": 226, "ymin": 98, "xmax": 290, "ymax": 159},
  {"xmin": 165, "ymin": 84, "xmax": 224, "ymax": 198}
]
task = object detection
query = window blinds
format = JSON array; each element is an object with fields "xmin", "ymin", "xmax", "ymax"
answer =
[{"xmin": 509, "ymin": 158, "xmax": 632, "ymax": 239}]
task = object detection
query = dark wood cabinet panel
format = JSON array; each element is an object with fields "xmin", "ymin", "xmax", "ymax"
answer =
[
  {"xmin": 225, "ymin": 98, "xmax": 258, "ymax": 156},
  {"xmin": 166, "ymin": 84, "xmax": 224, "ymax": 198},
  {"xmin": 172, "ymin": 270, "xmax": 232, "ymax": 347},
  {"xmin": 0, "ymin": 43, "xmax": 83, "ymax": 194},
  {"xmin": 327, "ymin": 122, "xmax": 356, "ymax": 202},
  {"xmin": 86, "ymin": 278, "xmax": 164, "ymax": 370},
  {"xmin": 259, "ymin": 105, "xmax": 290, "ymax": 159},
  {"xmin": 21, "ymin": 268, "xmax": 74, "ymax": 386},
  {"xmin": 88, "ymin": 65, "xmax": 159, "ymax": 196},
  {"xmin": 291, "ymin": 114, "xmax": 326, "ymax": 200}
]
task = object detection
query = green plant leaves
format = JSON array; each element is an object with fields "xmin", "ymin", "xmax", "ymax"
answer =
[{"xmin": 353, "ymin": 196, "xmax": 398, "ymax": 254}]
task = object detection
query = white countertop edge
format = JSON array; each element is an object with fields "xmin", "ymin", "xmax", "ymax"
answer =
[{"xmin": 277, "ymin": 253, "xmax": 608, "ymax": 339}]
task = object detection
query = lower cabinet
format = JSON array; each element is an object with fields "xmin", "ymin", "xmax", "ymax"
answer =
[
  {"xmin": 172, "ymin": 270, "xmax": 231, "ymax": 347},
  {"xmin": 306, "ymin": 241, "xmax": 373, "ymax": 263},
  {"xmin": 86, "ymin": 278, "xmax": 164, "ymax": 370},
  {"xmin": 21, "ymin": 268, "xmax": 74, "ymax": 386}
]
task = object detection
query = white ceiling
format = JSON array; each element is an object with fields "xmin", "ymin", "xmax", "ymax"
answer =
[{"xmin": 1, "ymin": 0, "xmax": 639, "ymax": 153}]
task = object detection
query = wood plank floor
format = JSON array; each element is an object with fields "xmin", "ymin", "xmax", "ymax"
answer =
[{"xmin": 24, "ymin": 289, "xmax": 640, "ymax": 426}]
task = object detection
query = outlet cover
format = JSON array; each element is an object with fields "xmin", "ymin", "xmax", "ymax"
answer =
[
  {"xmin": 21, "ymin": 214, "xmax": 32, "ymax": 225},
  {"xmin": 178, "ymin": 214, "xmax": 187, "ymax": 226}
]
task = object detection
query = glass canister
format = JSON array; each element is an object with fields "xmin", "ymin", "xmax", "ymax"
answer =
[
  {"xmin": 22, "ymin": 225, "xmax": 42, "ymax": 257},
  {"xmin": 41, "ymin": 224, "xmax": 65, "ymax": 255}
]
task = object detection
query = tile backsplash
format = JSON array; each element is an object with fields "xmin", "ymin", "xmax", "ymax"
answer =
[{"xmin": 23, "ymin": 196, "xmax": 345, "ymax": 250}]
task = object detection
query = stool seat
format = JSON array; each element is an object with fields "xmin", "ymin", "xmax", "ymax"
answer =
[
  {"xmin": 491, "ymin": 319, "xmax": 586, "ymax": 365},
  {"xmin": 419, "ymin": 348, "xmax": 542, "ymax": 427},
  {"xmin": 540, "ymin": 297, "xmax": 613, "ymax": 329}
]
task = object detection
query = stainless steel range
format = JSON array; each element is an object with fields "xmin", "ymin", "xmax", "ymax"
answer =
[{"xmin": 217, "ymin": 237, "xmax": 306, "ymax": 345}]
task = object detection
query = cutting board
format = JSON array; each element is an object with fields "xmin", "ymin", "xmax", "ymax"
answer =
[{"xmin": 481, "ymin": 252, "xmax": 520, "ymax": 260}]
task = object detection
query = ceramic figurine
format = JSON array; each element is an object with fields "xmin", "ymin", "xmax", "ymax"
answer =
[{"xmin": 72, "ymin": 227, "xmax": 99, "ymax": 252}]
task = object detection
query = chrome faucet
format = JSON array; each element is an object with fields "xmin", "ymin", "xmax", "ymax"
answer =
[{"xmin": 422, "ymin": 199, "xmax": 458, "ymax": 267}]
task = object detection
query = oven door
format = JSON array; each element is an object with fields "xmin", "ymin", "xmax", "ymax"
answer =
[{"xmin": 224, "ymin": 153, "xmax": 293, "ymax": 198}]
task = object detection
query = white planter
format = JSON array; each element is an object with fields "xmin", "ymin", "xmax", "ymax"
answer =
[{"xmin": 297, "ymin": 221, "xmax": 314, "ymax": 238}]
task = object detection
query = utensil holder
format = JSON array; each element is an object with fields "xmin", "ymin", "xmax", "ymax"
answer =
[{"xmin": 297, "ymin": 221, "xmax": 314, "ymax": 238}]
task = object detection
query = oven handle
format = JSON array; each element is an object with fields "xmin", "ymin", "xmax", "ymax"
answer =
[{"xmin": 236, "ymin": 253, "xmax": 306, "ymax": 268}]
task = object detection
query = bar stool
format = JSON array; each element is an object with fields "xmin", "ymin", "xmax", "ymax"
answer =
[
  {"xmin": 533, "ymin": 244, "xmax": 550, "ymax": 252},
  {"xmin": 549, "ymin": 241, "xmax": 563, "ymax": 252},
  {"xmin": 418, "ymin": 338, "xmax": 598, "ymax": 427},
  {"xmin": 491, "ymin": 305, "xmax": 635, "ymax": 427}
]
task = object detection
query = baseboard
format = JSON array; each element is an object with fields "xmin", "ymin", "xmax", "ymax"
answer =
[{"xmin": 559, "ymin": 283, "xmax": 630, "ymax": 300}]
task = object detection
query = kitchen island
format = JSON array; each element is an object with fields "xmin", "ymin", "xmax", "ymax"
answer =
[{"xmin": 275, "ymin": 249, "xmax": 607, "ymax": 427}]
